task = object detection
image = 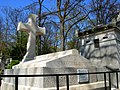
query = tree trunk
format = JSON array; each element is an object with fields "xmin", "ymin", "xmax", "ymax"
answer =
[{"xmin": 60, "ymin": 20, "xmax": 65, "ymax": 51}]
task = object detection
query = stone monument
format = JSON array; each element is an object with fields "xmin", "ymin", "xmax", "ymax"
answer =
[
  {"xmin": 1, "ymin": 14, "xmax": 108, "ymax": 90},
  {"xmin": 17, "ymin": 14, "xmax": 46, "ymax": 62},
  {"xmin": 78, "ymin": 13, "xmax": 120, "ymax": 88}
]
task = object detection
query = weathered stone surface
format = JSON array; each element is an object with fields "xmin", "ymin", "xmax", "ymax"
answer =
[
  {"xmin": 13, "ymin": 49, "xmax": 90, "ymax": 69},
  {"xmin": 17, "ymin": 14, "xmax": 46, "ymax": 62},
  {"xmin": 80, "ymin": 29, "xmax": 120, "ymax": 69},
  {"xmin": 1, "ymin": 49, "xmax": 97, "ymax": 90},
  {"xmin": 79, "ymin": 24, "xmax": 120, "ymax": 89},
  {"xmin": 1, "ymin": 81, "xmax": 109, "ymax": 90}
]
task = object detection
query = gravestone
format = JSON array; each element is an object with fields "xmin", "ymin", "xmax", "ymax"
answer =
[
  {"xmin": 117, "ymin": 12, "xmax": 120, "ymax": 21},
  {"xmin": 0, "ymin": 56, "xmax": 4, "ymax": 70},
  {"xmin": 0, "ymin": 53, "xmax": 5, "ymax": 70}
]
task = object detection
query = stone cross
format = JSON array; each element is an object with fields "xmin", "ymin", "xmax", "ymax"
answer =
[{"xmin": 17, "ymin": 14, "xmax": 46, "ymax": 62}]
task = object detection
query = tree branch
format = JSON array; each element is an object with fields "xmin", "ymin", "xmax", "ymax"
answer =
[
  {"xmin": 65, "ymin": 11, "xmax": 91, "ymax": 38},
  {"xmin": 66, "ymin": 0, "xmax": 82, "ymax": 16}
]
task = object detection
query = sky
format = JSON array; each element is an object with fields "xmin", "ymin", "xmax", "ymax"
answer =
[
  {"xmin": 0, "ymin": 0, "xmax": 56, "ymax": 17},
  {"xmin": 0, "ymin": 0, "xmax": 56, "ymax": 9},
  {"xmin": 0, "ymin": 0, "xmax": 90, "ymax": 9},
  {"xmin": 0, "ymin": 0, "xmax": 34, "ymax": 8}
]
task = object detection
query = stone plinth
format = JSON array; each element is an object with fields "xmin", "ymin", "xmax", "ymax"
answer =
[
  {"xmin": 1, "ymin": 81, "xmax": 109, "ymax": 90},
  {"xmin": 1, "ymin": 49, "xmax": 96, "ymax": 90}
]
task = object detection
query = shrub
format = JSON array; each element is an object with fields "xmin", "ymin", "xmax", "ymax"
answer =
[{"xmin": 7, "ymin": 60, "xmax": 20, "ymax": 69}]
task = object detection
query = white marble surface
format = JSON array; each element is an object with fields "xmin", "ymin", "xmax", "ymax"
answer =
[
  {"xmin": 1, "ymin": 81, "xmax": 109, "ymax": 90},
  {"xmin": 2, "ymin": 49, "xmax": 95, "ymax": 90},
  {"xmin": 13, "ymin": 49, "xmax": 90, "ymax": 69},
  {"xmin": 17, "ymin": 14, "xmax": 46, "ymax": 62}
]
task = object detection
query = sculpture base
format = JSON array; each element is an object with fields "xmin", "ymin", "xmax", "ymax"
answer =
[
  {"xmin": 1, "ymin": 81, "xmax": 109, "ymax": 90},
  {"xmin": 1, "ymin": 49, "xmax": 97, "ymax": 90}
]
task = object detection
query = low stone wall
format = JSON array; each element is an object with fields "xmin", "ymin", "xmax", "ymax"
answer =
[
  {"xmin": 2, "ymin": 67, "xmax": 96, "ymax": 88},
  {"xmin": 1, "ymin": 81, "xmax": 109, "ymax": 90}
]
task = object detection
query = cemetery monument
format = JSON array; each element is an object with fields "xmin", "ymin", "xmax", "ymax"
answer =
[
  {"xmin": 2, "ymin": 12, "xmax": 120, "ymax": 90},
  {"xmin": 17, "ymin": 14, "xmax": 45, "ymax": 62},
  {"xmin": 78, "ymin": 12, "xmax": 120, "ymax": 88}
]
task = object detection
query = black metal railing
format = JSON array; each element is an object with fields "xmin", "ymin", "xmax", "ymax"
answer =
[{"xmin": 0, "ymin": 70, "xmax": 119, "ymax": 90}]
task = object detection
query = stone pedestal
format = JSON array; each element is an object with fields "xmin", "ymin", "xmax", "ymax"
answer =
[{"xmin": 1, "ymin": 49, "xmax": 96, "ymax": 90}]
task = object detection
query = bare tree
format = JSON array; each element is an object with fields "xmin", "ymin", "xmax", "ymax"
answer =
[
  {"xmin": 0, "ymin": 17, "xmax": 4, "ymax": 55},
  {"xmin": 56, "ymin": 0, "xmax": 90, "ymax": 51},
  {"xmin": 88, "ymin": 0, "xmax": 120, "ymax": 26},
  {"xmin": 27, "ymin": 0, "xmax": 89, "ymax": 51},
  {"xmin": 0, "ymin": 7, "xmax": 29, "ymax": 60}
]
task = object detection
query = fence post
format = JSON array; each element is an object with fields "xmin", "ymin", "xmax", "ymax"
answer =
[
  {"xmin": 56, "ymin": 75, "xmax": 59, "ymax": 90},
  {"xmin": 104, "ymin": 72, "xmax": 107, "ymax": 90},
  {"xmin": 109, "ymin": 72, "xmax": 111, "ymax": 90},
  {"xmin": 66, "ymin": 75, "xmax": 69, "ymax": 90},
  {"xmin": 116, "ymin": 72, "xmax": 119, "ymax": 89},
  {"xmin": 15, "ymin": 76, "xmax": 18, "ymax": 90}
]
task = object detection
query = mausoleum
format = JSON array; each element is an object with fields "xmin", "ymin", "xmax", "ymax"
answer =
[{"xmin": 78, "ymin": 21, "xmax": 120, "ymax": 70}]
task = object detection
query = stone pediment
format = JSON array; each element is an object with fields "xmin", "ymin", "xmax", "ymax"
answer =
[{"xmin": 13, "ymin": 49, "xmax": 90, "ymax": 69}]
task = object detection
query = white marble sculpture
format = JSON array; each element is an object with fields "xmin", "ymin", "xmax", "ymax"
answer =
[{"xmin": 17, "ymin": 14, "xmax": 46, "ymax": 62}]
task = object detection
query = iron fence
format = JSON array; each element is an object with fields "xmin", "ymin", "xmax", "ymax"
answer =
[{"xmin": 0, "ymin": 70, "xmax": 119, "ymax": 90}]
